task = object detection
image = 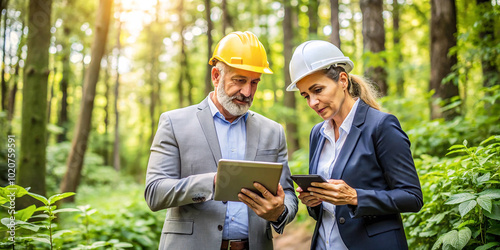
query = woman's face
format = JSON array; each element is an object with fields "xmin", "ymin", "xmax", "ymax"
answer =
[{"xmin": 296, "ymin": 71, "xmax": 349, "ymax": 121}]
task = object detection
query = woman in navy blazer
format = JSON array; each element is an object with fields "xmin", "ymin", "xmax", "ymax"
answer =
[{"xmin": 287, "ymin": 40, "xmax": 423, "ymax": 250}]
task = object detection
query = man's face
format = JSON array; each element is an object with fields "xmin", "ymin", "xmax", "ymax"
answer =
[{"xmin": 213, "ymin": 66, "xmax": 262, "ymax": 117}]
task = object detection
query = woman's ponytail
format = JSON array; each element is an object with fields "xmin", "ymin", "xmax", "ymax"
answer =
[{"xmin": 348, "ymin": 74, "xmax": 381, "ymax": 110}]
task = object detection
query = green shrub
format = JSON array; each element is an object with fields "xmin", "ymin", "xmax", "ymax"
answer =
[{"xmin": 404, "ymin": 136, "xmax": 500, "ymax": 250}]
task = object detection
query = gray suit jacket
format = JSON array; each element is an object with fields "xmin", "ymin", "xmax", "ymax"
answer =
[{"xmin": 145, "ymin": 97, "xmax": 298, "ymax": 250}]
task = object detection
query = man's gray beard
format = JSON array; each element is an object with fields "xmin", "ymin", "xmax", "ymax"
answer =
[{"xmin": 216, "ymin": 79, "xmax": 252, "ymax": 117}]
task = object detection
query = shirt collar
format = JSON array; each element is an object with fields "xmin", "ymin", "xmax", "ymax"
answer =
[
  {"xmin": 321, "ymin": 98, "xmax": 360, "ymax": 136},
  {"xmin": 207, "ymin": 92, "xmax": 248, "ymax": 124}
]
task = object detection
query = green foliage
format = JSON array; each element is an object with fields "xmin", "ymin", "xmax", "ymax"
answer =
[
  {"xmin": 0, "ymin": 185, "xmax": 140, "ymax": 249},
  {"xmin": 404, "ymin": 136, "xmax": 500, "ymax": 250}
]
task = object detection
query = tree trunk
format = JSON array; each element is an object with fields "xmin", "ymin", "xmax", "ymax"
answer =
[
  {"xmin": 393, "ymin": 0, "xmax": 404, "ymax": 96},
  {"xmin": 57, "ymin": 26, "xmax": 71, "ymax": 143},
  {"xmin": 204, "ymin": 0, "xmax": 213, "ymax": 95},
  {"xmin": 283, "ymin": 0, "xmax": 299, "ymax": 156},
  {"xmin": 46, "ymin": 66, "xmax": 56, "ymax": 143},
  {"xmin": 221, "ymin": 0, "xmax": 229, "ymax": 35},
  {"xmin": 7, "ymin": 20, "xmax": 24, "ymax": 121},
  {"xmin": 307, "ymin": 0, "xmax": 319, "ymax": 39},
  {"xmin": 103, "ymin": 55, "xmax": 110, "ymax": 166},
  {"xmin": 60, "ymin": 0, "xmax": 113, "ymax": 201},
  {"xmin": 18, "ymin": 0, "xmax": 52, "ymax": 205},
  {"xmin": 177, "ymin": 0, "xmax": 186, "ymax": 107},
  {"xmin": 430, "ymin": 0, "xmax": 459, "ymax": 120},
  {"xmin": 1, "ymin": 0, "xmax": 9, "ymax": 111},
  {"xmin": 330, "ymin": 0, "xmax": 341, "ymax": 48},
  {"xmin": 476, "ymin": 0, "xmax": 497, "ymax": 88},
  {"xmin": 113, "ymin": 8, "xmax": 121, "ymax": 172},
  {"xmin": 360, "ymin": 0, "xmax": 388, "ymax": 96}
]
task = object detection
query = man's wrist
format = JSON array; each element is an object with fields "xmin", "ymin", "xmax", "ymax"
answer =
[{"xmin": 273, "ymin": 206, "xmax": 287, "ymax": 223}]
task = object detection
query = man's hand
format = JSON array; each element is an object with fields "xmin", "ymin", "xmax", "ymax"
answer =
[
  {"xmin": 238, "ymin": 183, "xmax": 285, "ymax": 222},
  {"xmin": 296, "ymin": 186, "xmax": 322, "ymax": 207},
  {"xmin": 308, "ymin": 179, "xmax": 358, "ymax": 206}
]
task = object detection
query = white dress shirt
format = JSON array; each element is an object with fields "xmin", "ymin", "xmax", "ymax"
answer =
[{"xmin": 316, "ymin": 98, "xmax": 359, "ymax": 250}]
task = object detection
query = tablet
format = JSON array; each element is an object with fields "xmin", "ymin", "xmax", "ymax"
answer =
[
  {"xmin": 214, "ymin": 159, "xmax": 283, "ymax": 201},
  {"xmin": 291, "ymin": 174, "xmax": 327, "ymax": 191}
]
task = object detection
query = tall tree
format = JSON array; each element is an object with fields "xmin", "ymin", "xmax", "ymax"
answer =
[
  {"xmin": 7, "ymin": 19, "xmax": 25, "ymax": 121},
  {"xmin": 430, "ymin": 0, "xmax": 459, "ymax": 120},
  {"xmin": 57, "ymin": 24, "xmax": 72, "ymax": 142},
  {"xmin": 113, "ymin": 3, "xmax": 121, "ymax": 171},
  {"xmin": 18, "ymin": 0, "xmax": 52, "ymax": 203},
  {"xmin": 1, "ymin": 0, "xmax": 9, "ymax": 111},
  {"xmin": 330, "ymin": 0, "xmax": 341, "ymax": 48},
  {"xmin": 393, "ymin": 0, "xmax": 404, "ymax": 96},
  {"xmin": 221, "ymin": 0, "xmax": 230, "ymax": 35},
  {"xmin": 204, "ymin": 0, "xmax": 213, "ymax": 95},
  {"xmin": 360, "ymin": 0, "xmax": 388, "ymax": 96},
  {"xmin": 283, "ymin": 0, "xmax": 299, "ymax": 155},
  {"xmin": 476, "ymin": 0, "xmax": 498, "ymax": 88},
  {"xmin": 307, "ymin": 0, "xmax": 319, "ymax": 39},
  {"xmin": 60, "ymin": 0, "xmax": 113, "ymax": 201}
]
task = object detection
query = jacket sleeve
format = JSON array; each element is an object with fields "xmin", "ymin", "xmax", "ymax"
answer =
[
  {"xmin": 272, "ymin": 125, "xmax": 299, "ymax": 234},
  {"xmin": 144, "ymin": 113, "xmax": 216, "ymax": 212},
  {"xmin": 350, "ymin": 114, "xmax": 423, "ymax": 218}
]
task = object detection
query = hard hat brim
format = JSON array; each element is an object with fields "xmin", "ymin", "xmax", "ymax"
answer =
[
  {"xmin": 286, "ymin": 59, "xmax": 353, "ymax": 91},
  {"xmin": 209, "ymin": 56, "xmax": 273, "ymax": 74}
]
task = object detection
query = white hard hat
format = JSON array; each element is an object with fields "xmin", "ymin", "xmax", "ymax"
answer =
[{"xmin": 287, "ymin": 40, "xmax": 354, "ymax": 91}]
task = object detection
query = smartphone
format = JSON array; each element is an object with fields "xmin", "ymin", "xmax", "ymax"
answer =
[{"xmin": 291, "ymin": 174, "xmax": 327, "ymax": 191}]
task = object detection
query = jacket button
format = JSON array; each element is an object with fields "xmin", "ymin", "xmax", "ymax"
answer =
[
  {"xmin": 218, "ymin": 225, "xmax": 223, "ymax": 231},
  {"xmin": 222, "ymin": 201, "xmax": 227, "ymax": 204},
  {"xmin": 339, "ymin": 217, "xmax": 346, "ymax": 224}
]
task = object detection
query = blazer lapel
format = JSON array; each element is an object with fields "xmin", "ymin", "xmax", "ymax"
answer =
[
  {"xmin": 310, "ymin": 129, "xmax": 326, "ymax": 175},
  {"xmin": 330, "ymin": 100, "xmax": 369, "ymax": 179},
  {"xmin": 245, "ymin": 112, "xmax": 260, "ymax": 160},
  {"xmin": 196, "ymin": 98, "xmax": 222, "ymax": 166}
]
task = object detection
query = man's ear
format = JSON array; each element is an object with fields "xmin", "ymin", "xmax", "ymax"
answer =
[{"xmin": 212, "ymin": 67, "xmax": 220, "ymax": 88}]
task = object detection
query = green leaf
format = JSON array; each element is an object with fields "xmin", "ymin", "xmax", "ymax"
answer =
[
  {"xmin": 477, "ymin": 196, "xmax": 493, "ymax": 213},
  {"xmin": 113, "ymin": 242, "xmax": 134, "ymax": 248},
  {"xmin": 446, "ymin": 193, "xmax": 476, "ymax": 205},
  {"xmin": 486, "ymin": 224, "xmax": 500, "ymax": 236},
  {"xmin": 457, "ymin": 227, "xmax": 471, "ymax": 249},
  {"xmin": 15, "ymin": 205, "xmax": 36, "ymax": 221},
  {"xmin": 478, "ymin": 189, "xmax": 500, "ymax": 200},
  {"xmin": 428, "ymin": 212, "xmax": 448, "ymax": 224},
  {"xmin": 459, "ymin": 200, "xmax": 477, "ymax": 217},
  {"xmin": 0, "ymin": 196, "xmax": 8, "ymax": 204},
  {"xmin": 30, "ymin": 214, "xmax": 50, "ymax": 219},
  {"xmin": 484, "ymin": 203, "xmax": 500, "ymax": 220},
  {"xmin": 475, "ymin": 242, "xmax": 500, "ymax": 250},
  {"xmin": 48, "ymin": 192, "xmax": 75, "ymax": 205},
  {"xmin": 27, "ymin": 192, "xmax": 49, "ymax": 206},
  {"xmin": 53, "ymin": 208, "xmax": 80, "ymax": 214},
  {"xmin": 476, "ymin": 173, "xmax": 491, "ymax": 184},
  {"xmin": 32, "ymin": 237, "xmax": 51, "ymax": 245},
  {"xmin": 14, "ymin": 220, "xmax": 40, "ymax": 232},
  {"xmin": 442, "ymin": 230, "xmax": 459, "ymax": 249},
  {"xmin": 432, "ymin": 233, "xmax": 445, "ymax": 250}
]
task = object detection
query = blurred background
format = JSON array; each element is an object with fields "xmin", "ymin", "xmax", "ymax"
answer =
[{"xmin": 0, "ymin": 0, "xmax": 499, "ymax": 249}]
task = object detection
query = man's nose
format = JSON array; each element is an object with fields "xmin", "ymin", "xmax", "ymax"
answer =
[{"xmin": 240, "ymin": 81, "xmax": 252, "ymax": 97}]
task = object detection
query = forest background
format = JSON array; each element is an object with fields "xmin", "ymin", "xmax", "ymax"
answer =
[{"xmin": 0, "ymin": 0, "xmax": 499, "ymax": 249}]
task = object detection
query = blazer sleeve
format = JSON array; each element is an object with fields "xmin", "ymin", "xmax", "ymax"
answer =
[
  {"xmin": 272, "ymin": 125, "xmax": 299, "ymax": 234},
  {"xmin": 144, "ymin": 113, "xmax": 216, "ymax": 212},
  {"xmin": 351, "ymin": 114, "xmax": 423, "ymax": 217}
]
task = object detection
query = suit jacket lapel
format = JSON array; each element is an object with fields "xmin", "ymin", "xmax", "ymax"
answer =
[
  {"xmin": 245, "ymin": 112, "xmax": 259, "ymax": 160},
  {"xmin": 330, "ymin": 100, "xmax": 369, "ymax": 179},
  {"xmin": 196, "ymin": 98, "xmax": 222, "ymax": 166},
  {"xmin": 310, "ymin": 130, "xmax": 326, "ymax": 175}
]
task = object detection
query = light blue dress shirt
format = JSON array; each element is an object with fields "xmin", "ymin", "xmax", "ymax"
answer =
[
  {"xmin": 315, "ymin": 98, "xmax": 359, "ymax": 250},
  {"xmin": 208, "ymin": 96, "xmax": 250, "ymax": 240}
]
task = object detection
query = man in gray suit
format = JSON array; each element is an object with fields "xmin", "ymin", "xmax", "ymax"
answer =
[{"xmin": 145, "ymin": 31, "xmax": 298, "ymax": 250}]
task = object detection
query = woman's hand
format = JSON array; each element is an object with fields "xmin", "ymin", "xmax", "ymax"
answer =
[
  {"xmin": 296, "ymin": 186, "xmax": 322, "ymax": 207},
  {"xmin": 308, "ymin": 179, "xmax": 358, "ymax": 206}
]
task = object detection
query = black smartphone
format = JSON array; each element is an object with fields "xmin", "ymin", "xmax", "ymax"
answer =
[{"xmin": 291, "ymin": 174, "xmax": 327, "ymax": 191}]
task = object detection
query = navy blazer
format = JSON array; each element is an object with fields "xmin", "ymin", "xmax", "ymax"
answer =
[{"xmin": 307, "ymin": 100, "xmax": 423, "ymax": 250}]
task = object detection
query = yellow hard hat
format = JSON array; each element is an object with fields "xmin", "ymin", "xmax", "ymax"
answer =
[{"xmin": 209, "ymin": 31, "xmax": 273, "ymax": 74}]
